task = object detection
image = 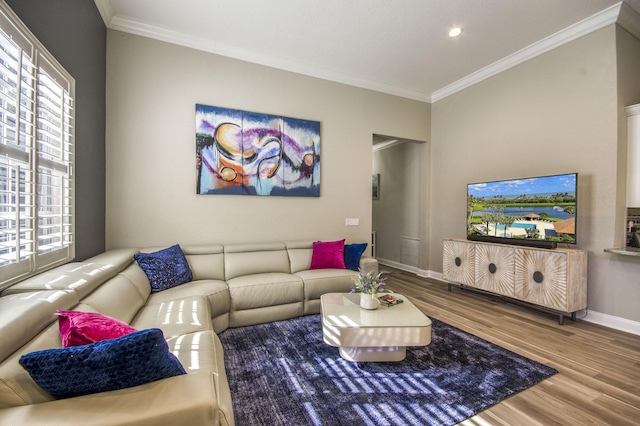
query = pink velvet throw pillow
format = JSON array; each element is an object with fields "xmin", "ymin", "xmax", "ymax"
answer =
[
  {"xmin": 310, "ymin": 239, "xmax": 346, "ymax": 270},
  {"xmin": 56, "ymin": 310, "xmax": 138, "ymax": 347}
]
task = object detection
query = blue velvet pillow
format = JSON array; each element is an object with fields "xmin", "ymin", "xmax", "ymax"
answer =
[
  {"xmin": 344, "ymin": 243, "xmax": 368, "ymax": 270},
  {"xmin": 134, "ymin": 244, "xmax": 193, "ymax": 293},
  {"xmin": 19, "ymin": 328, "xmax": 186, "ymax": 399}
]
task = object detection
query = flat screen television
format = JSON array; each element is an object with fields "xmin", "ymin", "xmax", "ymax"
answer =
[{"xmin": 467, "ymin": 173, "xmax": 578, "ymax": 249}]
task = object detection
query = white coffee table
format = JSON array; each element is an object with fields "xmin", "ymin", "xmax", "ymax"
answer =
[{"xmin": 320, "ymin": 293, "xmax": 432, "ymax": 362}]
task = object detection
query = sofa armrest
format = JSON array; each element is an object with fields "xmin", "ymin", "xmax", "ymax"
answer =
[
  {"xmin": 0, "ymin": 373, "xmax": 232, "ymax": 426},
  {"xmin": 358, "ymin": 257, "xmax": 378, "ymax": 275}
]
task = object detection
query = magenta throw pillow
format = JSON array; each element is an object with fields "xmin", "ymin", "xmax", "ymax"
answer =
[
  {"xmin": 57, "ymin": 310, "xmax": 138, "ymax": 347},
  {"xmin": 310, "ymin": 239, "xmax": 346, "ymax": 270}
]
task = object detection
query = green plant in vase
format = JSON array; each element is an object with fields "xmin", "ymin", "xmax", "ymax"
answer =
[{"xmin": 351, "ymin": 269, "xmax": 387, "ymax": 309}]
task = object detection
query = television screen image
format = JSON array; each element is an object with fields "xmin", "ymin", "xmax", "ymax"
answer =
[{"xmin": 467, "ymin": 173, "xmax": 577, "ymax": 247}]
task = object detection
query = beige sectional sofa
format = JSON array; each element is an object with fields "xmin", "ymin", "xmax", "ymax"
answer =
[{"xmin": 0, "ymin": 241, "xmax": 377, "ymax": 425}]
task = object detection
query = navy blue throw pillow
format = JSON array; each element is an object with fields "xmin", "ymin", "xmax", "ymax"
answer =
[
  {"xmin": 134, "ymin": 244, "xmax": 193, "ymax": 293},
  {"xmin": 19, "ymin": 328, "xmax": 186, "ymax": 399},
  {"xmin": 344, "ymin": 243, "xmax": 368, "ymax": 270}
]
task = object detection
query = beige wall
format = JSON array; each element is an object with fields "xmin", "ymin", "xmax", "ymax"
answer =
[
  {"xmin": 106, "ymin": 25, "xmax": 640, "ymax": 323},
  {"xmin": 431, "ymin": 25, "xmax": 640, "ymax": 322},
  {"xmin": 105, "ymin": 31, "xmax": 429, "ymax": 249}
]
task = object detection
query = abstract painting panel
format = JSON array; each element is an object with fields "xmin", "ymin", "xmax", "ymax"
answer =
[{"xmin": 196, "ymin": 104, "xmax": 320, "ymax": 196}]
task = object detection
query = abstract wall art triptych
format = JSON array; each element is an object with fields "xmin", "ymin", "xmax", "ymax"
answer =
[{"xmin": 196, "ymin": 104, "xmax": 321, "ymax": 197}]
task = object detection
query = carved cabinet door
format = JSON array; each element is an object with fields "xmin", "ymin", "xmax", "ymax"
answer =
[
  {"xmin": 443, "ymin": 240, "xmax": 475, "ymax": 287},
  {"xmin": 514, "ymin": 249, "xmax": 568, "ymax": 311},
  {"xmin": 474, "ymin": 243, "xmax": 515, "ymax": 297}
]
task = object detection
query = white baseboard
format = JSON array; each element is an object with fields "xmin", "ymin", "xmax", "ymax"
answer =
[
  {"xmin": 377, "ymin": 258, "xmax": 419, "ymax": 274},
  {"xmin": 377, "ymin": 258, "xmax": 442, "ymax": 280},
  {"xmin": 581, "ymin": 310, "xmax": 640, "ymax": 336},
  {"xmin": 422, "ymin": 270, "xmax": 442, "ymax": 281},
  {"xmin": 377, "ymin": 259, "xmax": 640, "ymax": 336}
]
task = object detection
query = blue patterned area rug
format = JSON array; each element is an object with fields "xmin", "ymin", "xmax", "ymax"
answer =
[{"xmin": 219, "ymin": 314, "xmax": 556, "ymax": 426}]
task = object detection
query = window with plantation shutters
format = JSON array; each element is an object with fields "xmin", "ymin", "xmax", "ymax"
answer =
[{"xmin": 0, "ymin": 2, "xmax": 74, "ymax": 289}]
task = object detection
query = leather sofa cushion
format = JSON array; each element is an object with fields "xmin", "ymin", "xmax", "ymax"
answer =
[
  {"xmin": 147, "ymin": 279, "xmax": 230, "ymax": 320},
  {"xmin": 224, "ymin": 243, "xmax": 290, "ymax": 280},
  {"xmin": 0, "ymin": 321, "xmax": 64, "ymax": 407},
  {"xmin": 0, "ymin": 372, "xmax": 226, "ymax": 426},
  {"xmin": 229, "ymin": 302, "xmax": 304, "ymax": 328},
  {"xmin": 166, "ymin": 331, "xmax": 218, "ymax": 374},
  {"xmin": 166, "ymin": 330, "xmax": 233, "ymax": 425},
  {"xmin": 294, "ymin": 269, "xmax": 357, "ymax": 300},
  {"xmin": 118, "ymin": 263, "xmax": 153, "ymax": 300},
  {"xmin": 82, "ymin": 248, "xmax": 140, "ymax": 271},
  {"xmin": 227, "ymin": 273, "xmax": 303, "ymax": 310},
  {"xmin": 1, "ymin": 249, "xmax": 137, "ymax": 299},
  {"xmin": 358, "ymin": 257, "xmax": 379, "ymax": 275},
  {"xmin": 186, "ymin": 253, "xmax": 225, "ymax": 281},
  {"xmin": 131, "ymin": 295, "xmax": 212, "ymax": 339},
  {"xmin": 0, "ymin": 290, "xmax": 78, "ymax": 363},
  {"xmin": 182, "ymin": 245, "xmax": 225, "ymax": 281},
  {"xmin": 1, "ymin": 263, "xmax": 118, "ymax": 299},
  {"xmin": 81, "ymin": 275, "xmax": 147, "ymax": 324},
  {"xmin": 286, "ymin": 245, "xmax": 313, "ymax": 274}
]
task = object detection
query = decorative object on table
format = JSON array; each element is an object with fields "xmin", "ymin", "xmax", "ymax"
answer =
[
  {"xmin": 351, "ymin": 268, "xmax": 386, "ymax": 309},
  {"xmin": 196, "ymin": 104, "xmax": 320, "ymax": 197},
  {"xmin": 219, "ymin": 314, "xmax": 558, "ymax": 426},
  {"xmin": 372, "ymin": 173, "xmax": 380, "ymax": 199},
  {"xmin": 359, "ymin": 293, "xmax": 378, "ymax": 310},
  {"xmin": 378, "ymin": 294, "xmax": 404, "ymax": 307}
]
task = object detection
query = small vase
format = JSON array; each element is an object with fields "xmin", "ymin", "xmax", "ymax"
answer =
[{"xmin": 360, "ymin": 292, "xmax": 378, "ymax": 310}]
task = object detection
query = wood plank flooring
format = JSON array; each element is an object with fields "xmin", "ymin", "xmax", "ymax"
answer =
[{"xmin": 381, "ymin": 268, "xmax": 640, "ymax": 426}]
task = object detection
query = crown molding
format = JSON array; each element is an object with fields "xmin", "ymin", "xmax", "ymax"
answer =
[
  {"xmin": 99, "ymin": 1, "xmax": 630, "ymax": 105},
  {"xmin": 618, "ymin": 1, "xmax": 640, "ymax": 40},
  {"xmin": 94, "ymin": 0, "xmax": 115, "ymax": 27},
  {"xmin": 107, "ymin": 15, "xmax": 431, "ymax": 103},
  {"xmin": 430, "ymin": 2, "xmax": 623, "ymax": 103}
]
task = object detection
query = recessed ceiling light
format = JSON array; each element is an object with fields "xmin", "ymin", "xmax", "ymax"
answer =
[{"xmin": 449, "ymin": 27, "xmax": 463, "ymax": 37}]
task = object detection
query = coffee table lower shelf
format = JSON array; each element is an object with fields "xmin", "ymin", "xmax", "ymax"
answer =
[{"xmin": 334, "ymin": 341, "xmax": 411, "ymax": 362}]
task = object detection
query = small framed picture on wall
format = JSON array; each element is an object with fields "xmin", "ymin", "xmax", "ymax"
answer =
[{"xmin": 372, "ymin": 174, "xmax": 380, "ymax": 199}]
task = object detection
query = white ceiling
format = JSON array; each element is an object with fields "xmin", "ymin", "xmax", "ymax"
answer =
[{"xmin": 95, "ymin": 0, "xmax": 640, "ymax": 102}]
